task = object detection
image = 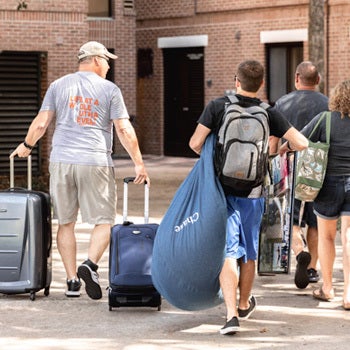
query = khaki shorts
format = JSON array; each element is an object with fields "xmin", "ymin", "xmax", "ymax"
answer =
[{"xmin": 49, "ymin": 163, "xmax": 117, "ymax": 225}]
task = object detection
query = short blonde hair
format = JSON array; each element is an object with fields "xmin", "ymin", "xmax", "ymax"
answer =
[{"xmin": 329, "ymin": 80, "xmax": 350, "ymax": 118}]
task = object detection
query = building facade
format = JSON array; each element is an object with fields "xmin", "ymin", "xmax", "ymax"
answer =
[
  {"xmin": 0, "ymin": 0, "xmax": 136, "ymax": 182},
  {"xmin": 135, "ymin": 0, "xmax": 350, "ymax": 156},
  {"xmin": 0, "ymin": 0, "xmax": 349, "ymax": 183}
]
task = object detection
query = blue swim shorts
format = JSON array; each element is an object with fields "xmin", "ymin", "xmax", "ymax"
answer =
[{"xmin": 225, "ymin": 195, "xmax": 265, "ymax": 263}]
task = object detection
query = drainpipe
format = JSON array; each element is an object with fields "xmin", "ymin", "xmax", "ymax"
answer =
[{"xmin": 324, "ymin": 0, "xmax": 329, "ymax": 95}]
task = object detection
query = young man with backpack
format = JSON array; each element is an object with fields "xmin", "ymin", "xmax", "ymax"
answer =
[{"xmin": 189, "ymin": 60, "xmax": 308, "ymax": 335}]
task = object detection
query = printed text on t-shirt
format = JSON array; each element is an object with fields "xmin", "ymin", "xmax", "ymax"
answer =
[{"xmin": 69, "ymin": 96, "xmax": 99, "ymax": 126}]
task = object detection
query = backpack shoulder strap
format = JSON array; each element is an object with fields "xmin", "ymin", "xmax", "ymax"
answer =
[
  {"xmin": 257, "ymin": 102, "xmax": 271, "ymax": 124},
  {"xmin": 216, "ymin": 95, "xmax": 239, "ymax": 136},
  {"xmin": 227, "ymin": 95, "xmax": 270, "ymax": 110},
  {"xmin": 226, "ymin": 94, "xmax": 239, "ymax": 104},
  {"xmin": 259, "ymin": 101, "xmax": 270, "ymax": 110}
]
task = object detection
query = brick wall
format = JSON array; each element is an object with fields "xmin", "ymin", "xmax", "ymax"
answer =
[
  {"xmin": 327, "ymin": 2, "xmax": 350, "ymax": 89},
  {"xmin": 1, "ymin": 0, "xmax": 350, "ymax": 161},
  {"xmin": 196, "ymin": 0, "xmax": 309, "ymax": 13},
  {"xmin": 135, "ymin": 1, "xmax": 309, "ymax": 154},
  {"xmin": 135, "ymin": 0, "xmax": 195, "ymax": 20},
  {"xmin": 0, "ymin": 1, "xmax": 88, "ymax": 175},
  {"xmin": 0, "ymin": 0, "xmax": 86, "ymax": 12},
  {"xmin": 0, "ymin": 0, "xmax": 137, "ymax": 167},
  {"xmin": 135, "ymin": 0, "xmax": 350, "ymax": 155}
]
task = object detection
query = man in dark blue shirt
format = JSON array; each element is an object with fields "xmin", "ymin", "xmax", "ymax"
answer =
[{"xmin": 274, "ymin": 61, "xmax": 329, "ymax": 289}]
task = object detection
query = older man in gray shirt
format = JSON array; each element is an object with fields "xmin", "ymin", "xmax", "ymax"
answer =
[{"xmin": 10, "ymin": 41, "xmax": 150, "ymax": 300}]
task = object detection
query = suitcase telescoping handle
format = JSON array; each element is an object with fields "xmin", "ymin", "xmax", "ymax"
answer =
[
  {"xmin": 10, "ymin": 155, "xmax": 32, "ymax": 190},
  {"xmin": 123, "ymin": 177, "xmax": 149, "ymax": 224}
]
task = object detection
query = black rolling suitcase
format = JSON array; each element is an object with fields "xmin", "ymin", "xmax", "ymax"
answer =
[
  {"xmin": 0, "ymin": 156, "xmax": 52, "ymax": 301},
  {"xmin": 108, "ymin": 177, "xmax": 161, "ymax": 311}
]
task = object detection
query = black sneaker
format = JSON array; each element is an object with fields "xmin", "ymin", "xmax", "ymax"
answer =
[
  {"xmin": 308, "ymin": 268, "xmax": 320, "ymax": 283},
  {"xmin": 77, "ymin": 264, "xmax": 102, "ymax": 300},
  {"xmin": 294, "ymin": 251, "xmax": 311, "ymax": 289},
  {"xmin": 238, "ymin": 295, "xmax": 257, "ymax": 320},
  {"xmin": 220, "ymin": 316, "xmax": 240, "ymax": 335},
  {"xmin": 65, "ymin": 278, "xmax": 82, "ymax": 297}
]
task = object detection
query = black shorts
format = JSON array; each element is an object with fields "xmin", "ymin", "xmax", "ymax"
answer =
[
  {"xmin": 293, "ymin": 199, "xmax": 317, "ymax": 228},
  {"xmin": 314, "ymin": 174, "xmax": 350, "ymax": 219}
]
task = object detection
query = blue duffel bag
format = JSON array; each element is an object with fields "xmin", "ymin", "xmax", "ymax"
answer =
[{"xmin": 151, "ymin": 133, "xmax": 227, "ymax": 310}]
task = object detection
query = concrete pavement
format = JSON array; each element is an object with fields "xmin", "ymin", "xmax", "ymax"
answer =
[{"xmin": 1, "ymin": 156, "xmax": 349, "ymax": 350}]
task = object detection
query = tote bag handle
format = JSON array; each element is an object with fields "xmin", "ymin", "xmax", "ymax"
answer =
[{"xmin": 308, "ymin": 111, "xmax": 331, "ymax": 144}]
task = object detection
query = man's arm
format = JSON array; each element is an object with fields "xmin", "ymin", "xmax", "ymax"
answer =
[
  {"xmin": 189, "ymin": 123, "xmax": 211, "ymax": 155},
  {"xmin": 113, "ymin": 118, "xmax": 150, "ymax": 185},
  {"xmin": 269, "ymin": 136, "xmax": 280, "ymax": 155},
  {"xmin": 279, "ymin": 126, "xmax": 309, "ymax": 155},
  {"xmin": 10, "ymin": 110, "xmax": 55, "ymax": 158}
]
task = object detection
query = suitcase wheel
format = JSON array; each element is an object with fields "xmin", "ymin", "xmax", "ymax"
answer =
[
  {"xmin": 30, "ymin": 291, "xmax": 36, "ymax": 301},
  {"xmin": 44, "ymin": 286, "xmax": 50, "ymax": 297}
]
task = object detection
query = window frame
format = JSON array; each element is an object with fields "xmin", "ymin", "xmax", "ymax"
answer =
[
  {"xmin": 266, "ymin": 42, "xmax": 303, "ymax": 105},
  {"xmin": 87, "ymin": 0, "xmax": 112, "ymax": 18}
]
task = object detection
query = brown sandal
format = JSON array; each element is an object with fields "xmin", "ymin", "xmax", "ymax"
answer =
[{"xmin": 313, "ymin": 287, "xmax": 334, "ymax": 302}]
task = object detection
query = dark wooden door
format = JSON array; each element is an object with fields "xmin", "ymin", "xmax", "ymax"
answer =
[{"xmin": 163, "ymin": 47, "xmax": 204, "ymax": 157}]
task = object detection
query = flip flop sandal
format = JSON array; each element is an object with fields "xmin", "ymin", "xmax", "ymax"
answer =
[
  {"xmin": 342, "ymin": 302, "xmax": 350, "ymax": 310},
  {"xmin": 313, "ymin": 287, "xmax": 333, "ymax": 302}
]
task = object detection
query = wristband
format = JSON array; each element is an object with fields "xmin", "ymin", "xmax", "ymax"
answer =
[
  {"xmin": 23, "ymin": 140, "xmax": 34, "ymax": 150},
  {"xmin": 286, "ymin": 141, "xmax": 293, "ymax": 151}
]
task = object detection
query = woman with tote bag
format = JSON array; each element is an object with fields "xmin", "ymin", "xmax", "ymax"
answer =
[{"xmin": 298, "ymin": 80, "xmax": 350, "ymax": 310}]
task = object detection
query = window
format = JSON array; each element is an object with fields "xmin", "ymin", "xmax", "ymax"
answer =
[
  {"xmin": 137, "ymin": 48, "xmax": 153, "ymax": 78},
  {"xmin": 266, "ymin": 43, "xmax": 303, "ymax": 104},
  {"xmin": 88, "ymin": 0, "xmax": 111, "ymax": 17},
  {"xmin": 106, "ymin": 48, "xmax": 115, "ymax": 83}
]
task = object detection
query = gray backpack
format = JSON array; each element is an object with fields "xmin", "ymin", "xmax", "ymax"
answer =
[{"xmin": 214, "ymin": 94, "xmax": 270, "ymax": 196}]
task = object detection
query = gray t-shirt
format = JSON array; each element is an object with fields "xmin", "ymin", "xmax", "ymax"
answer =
[
  {"xmin": 274, "ymin": 90, "xmax": 329, "ymax": 131},
  {"xmin": 40, "ymin": 71, "xmax": 129, "ymax": 166}
]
